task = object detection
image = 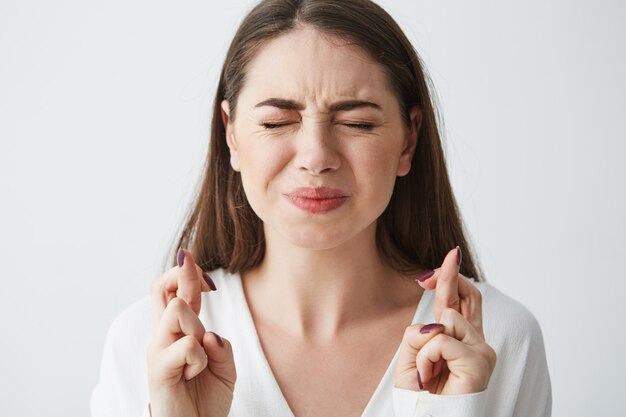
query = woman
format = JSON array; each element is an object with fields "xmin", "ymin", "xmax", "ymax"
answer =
[{"xmin": 91, "ymin": 0, "xmax": 552, "ymax": 416}]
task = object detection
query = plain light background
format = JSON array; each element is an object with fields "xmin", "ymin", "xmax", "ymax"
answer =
[{"xmin": 1, "ymin": 0, "xmax": 624, "ymax": 416}]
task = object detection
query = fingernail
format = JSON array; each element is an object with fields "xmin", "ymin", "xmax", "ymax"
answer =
[
  {"xmin": 456, "ymin": 246, "xmax": 462, "ymax": 268},
  {"xmin": 211, "ymin": 331, "xmax": 224, "ymax": 347},
  {"xmin": 415, "ymin": 270, "xmax": 435, "ymax": 282},
  {"xmin": 203, "ymin": 271, "xmax": 217, "ymax": 291},
  {"xmin": 420, "ymin": 323, "xmax": 444, "ymax": 334},
  {"xmin": 417, "ymin": 370, "xmax": 424, "ymax": 390},
  {"xmin": 177, "ymin": 247, "xmax": 185, "ymax": 267}
]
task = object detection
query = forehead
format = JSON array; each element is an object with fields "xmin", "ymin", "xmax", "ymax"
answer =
[{"xmin": 239, "ymin": 27, "xmax": 395, "ymax": 105}]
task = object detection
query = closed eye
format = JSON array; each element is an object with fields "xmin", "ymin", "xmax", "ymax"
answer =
[
  {"xmin": 344, "ymin": 123, "xmax": 375, "ymax": 131},
  {"xmin": 262, "ymin": 122, "xmax": 293, "ymax": 129}
]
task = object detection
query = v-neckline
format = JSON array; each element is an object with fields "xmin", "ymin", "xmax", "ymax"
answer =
[{"xmin": 232, "ymin": 271, "xmax": 428, "ymax": 417}]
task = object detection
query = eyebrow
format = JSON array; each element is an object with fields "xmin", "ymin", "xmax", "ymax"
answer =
[{"xmin": 254, "ymin": 98, "xmax": 382, "ymax": 112}]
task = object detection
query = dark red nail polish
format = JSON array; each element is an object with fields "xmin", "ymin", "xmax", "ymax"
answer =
[
  {"xmin": 203, "ymin": 272, "xmax": 217, "ymax": 291},
  {"xmin": 415, "ymin": 270, "xmax": 435, "ymax": 282},
  {"xmin": 177, "ymin": 248, "xmax": 185, "ymax": 267},
  {"xmin": 417, "ymin": 370, "xmax": 424, "ymax": 390},
  {"xmin": 456, "ymin": 246, "xmax": 462, "ymax": 267},
  {"xmin": 420, "ymin": 323, "xmax": 444, "ymax": 334},
  {"xmin": 211, "ymin": 331, "xmax": 224, "ymax": 347}
]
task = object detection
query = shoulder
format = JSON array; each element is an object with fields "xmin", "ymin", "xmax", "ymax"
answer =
[{"xmin": 474, "ymin": 281, "xmax": 546, "ymax": 356}]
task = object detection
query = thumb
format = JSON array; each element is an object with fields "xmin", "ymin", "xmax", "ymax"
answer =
[
  {"xmin": 202, "ymin": 331, "xmax": 237, "ymax": 386},
  {"xmin": 394, "ymin": 323, "xmax": 445, "ymax": 391}
]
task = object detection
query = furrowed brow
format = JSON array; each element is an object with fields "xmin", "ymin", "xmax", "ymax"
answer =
[
  {"xmin": 255, "ymin": 98, "xmax": 304, "ymax": 111},
  {"xmin": 329, "ymin": 100, "xmax": 381, "ymax": 112},
  {"xmin": 254, "ymin": 98, "xmax": 382, "ymax": 112}
]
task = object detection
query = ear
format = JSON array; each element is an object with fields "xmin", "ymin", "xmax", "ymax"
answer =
[
  {"xmin": 396, "ymin": 105, "xmax": 422, "ymax": 177},
  {"xmin": 221, "ymin": 100, "xmax": 240, "ymax": 172}
]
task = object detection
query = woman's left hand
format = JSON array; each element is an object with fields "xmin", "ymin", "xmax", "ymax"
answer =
[{"xmin": 393, "ymin": 247, "xmax": 497, "ymax": 395}]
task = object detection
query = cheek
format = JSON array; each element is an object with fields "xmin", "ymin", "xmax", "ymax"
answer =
[
  {"xmin": 351, "ymin": 142, "xmax": 402, "ymax": 207},
  {"xmin": 236, "ymin": 138, "xmax": 291, "ymax": 212},
  {"xmin": 356, "ymin": 141, "xmax": 401, "ymax": 179}
]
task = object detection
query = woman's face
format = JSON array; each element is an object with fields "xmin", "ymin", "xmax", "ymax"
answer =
[{"xmin": 222, "ymin": 27, "xmax": 420, "ymax": 250}]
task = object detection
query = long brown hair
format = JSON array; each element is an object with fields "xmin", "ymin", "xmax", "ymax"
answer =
[{"xmin": 166, "ymin": 0, "xmax": 483, "ymax": 281}]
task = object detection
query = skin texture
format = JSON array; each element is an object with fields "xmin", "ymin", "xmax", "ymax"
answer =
[
  {"xmin": 147, "ymin": 26, "xmax": 496, "ymax": 417},
  {"xmin": 223, "ymin": 30, "xmax": 418, "ymax": 254},
  {"xmin": 220, "ymin": 27, "xmax": 422, "ymax": 341}
]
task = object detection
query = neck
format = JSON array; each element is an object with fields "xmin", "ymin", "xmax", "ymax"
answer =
[{"xmin": 241, "ymin": 222, "xmax": 420, "ymax": 341}]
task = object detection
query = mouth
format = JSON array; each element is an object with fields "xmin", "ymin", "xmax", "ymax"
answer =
[{"xmin": 284, "ymin": 187, "xmax": 349, "ymax": 214}]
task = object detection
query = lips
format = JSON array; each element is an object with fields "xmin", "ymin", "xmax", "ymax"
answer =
[
  {"xmin": 286, "ymin": 186, "xmax": 347, "ymax": 199},
  {"xmin": 284, "ymin": 187, "xmax": 348, "ymax": 214}
]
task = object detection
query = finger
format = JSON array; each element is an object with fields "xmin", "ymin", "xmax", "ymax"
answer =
[
  {"xmin": 394, "ymin": 322, "xmax": 446, "ymax": 391},
  {"xmin": 401, "ymin": 323, "xmax": 447, "ymax": 352},
  {"xmin": 156, "ymin": 334, "xmax": 209, "ymax": 382},
  {"xmin": 415, "ymin": 333, "xmax": 475, "ymax": 388},
  {"xmin": 416, "ymin": 265, "xmax": 484, "ymax": 331},
  {"xmin": 459, "ymin": 278, "xmax": 483, "ymax": 334},
  {"xmin": 415, "ymin": 247, "xmax": 460, "ymax": 292},
  {"xmin": 201, "ymin": 331, "xmax": 237, "ymax": 385},
  {"xmin": 153, "ymin": 297, "xmax": 206, "ymax": 350},
  {"xmin": 439, "ymin": 307, "xmax": 484, "ymax": 346},
  {"xmin": 176, "ymin": 248, "xmax": 205, "ymax": 315},
  {"xmin": 432, "ymin": 247, "xmax": 461, "ymax": 322},
  {"xmin": 150, "ymin": 264, "xmax": 215, "ymax": 335},
  {"xmin": 432, "ymin": 358, "xmax": 446, "ymax": 384},
  {"xmin": 164, "ymin": 264, "xmax": 216, "ymax": 294}
]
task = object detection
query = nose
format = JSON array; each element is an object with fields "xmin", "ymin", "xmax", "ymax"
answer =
[{"xmin": 293, "ymin": 123, "xmax": 341, "ymax": 175}]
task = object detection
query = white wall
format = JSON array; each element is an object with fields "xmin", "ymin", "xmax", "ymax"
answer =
[{"xmin": 1, "ymin": 1, "xmax": 624, "ymax": 415}]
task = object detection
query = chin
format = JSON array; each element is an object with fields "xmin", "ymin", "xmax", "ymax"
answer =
[{"xmin": 274, "ymin": 221, "xmax": 357, "ymax": 251}]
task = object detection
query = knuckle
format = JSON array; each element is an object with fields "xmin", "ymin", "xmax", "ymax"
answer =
[
  {"xmin": 180, "ymin": 334, "xmax": 199, "ymax": 351},
  {"xmin": 486, "ymin": 345, "xmax": 497, "ymax": 369},
  {"xmin": 163, "ymin": 297, "xmax": 188, "ymax": 317},
  {"xmin": 436, "ymin": 293, "xmax": 460, "ymax": 308},
  {"xmin": 472, "ymin": 287, "xmax": 483, "ymax": 304},
  {"xmin": 402, "ymin": 324, "xmax": 421, "ymax": 340},
  {"xmin": 474, "ymin": 287, "xmax": 482, "ymax": 300},
  {"xmin": 430, "ymin": 332, "xmax": 448, "ymax": 348},
  {"xmin": 193, "ymin": 325, "xmax": 206, "ymax": 341},
  {"xmin": 441, "ymin": 307, "xmax": 460, "ymax": 322},
  {"xmin": 477, "ymin": 343, "xmax": 497, "ymax": 370},
  {"xmin": 168, "ymin": 296, "xmax": 186, "ymax": 311}
]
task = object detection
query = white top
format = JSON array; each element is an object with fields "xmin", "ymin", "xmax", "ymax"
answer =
[{"xmin": 91, "ymin": 268, "xmax": 552, "ymax": 417}]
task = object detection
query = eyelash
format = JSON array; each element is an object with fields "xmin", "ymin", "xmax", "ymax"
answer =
[
  {"xmin": 262, "ymin": 122, "xmax": 292, "ymax": 129},
  {"xmin": 261, "ymin": 122, "xmax": 375, "ymax": 131},
  {"xmin": 345, "ymin": 123, "xmax": 375, "ymax": 131}
]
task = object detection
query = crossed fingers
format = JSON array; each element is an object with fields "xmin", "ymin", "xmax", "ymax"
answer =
[
  {"xmin": 150, "ymin": 248, "xmax": 217, "ymax": 338},
  {"xmin": 415, "ymin": 246, "xmax": 483, "ymax": 336}
]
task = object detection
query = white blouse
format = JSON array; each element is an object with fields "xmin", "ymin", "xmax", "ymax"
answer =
[{"xmin": 91, "ymin": 268, "xmax": 552, "ymax": 417}]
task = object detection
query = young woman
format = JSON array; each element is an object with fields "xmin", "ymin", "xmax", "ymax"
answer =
[{"xmin": 91, "ymin": 1, "xmax": 552, "ymax": 416}]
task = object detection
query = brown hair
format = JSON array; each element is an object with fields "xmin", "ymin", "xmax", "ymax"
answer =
[{"xmin": 167, "ymin": 0, "xmax": 483, "ymax": 281}]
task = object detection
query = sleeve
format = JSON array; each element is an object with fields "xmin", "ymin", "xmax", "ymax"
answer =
[
  {"xmin": 508, "ymin": 310, "xmax": 552, "ymax": 417},
  {"xmin": 393, "ymin": 387, "xmax": 487, "ymax": 417},
  {"xmin": 90, "ymin": 298, "xmax": 152, "ymax": 417}
]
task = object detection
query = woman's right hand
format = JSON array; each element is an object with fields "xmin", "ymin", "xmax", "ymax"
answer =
[{"xmin": 147, "ymin": 248, "xmax": 237, "ymax": 417}]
